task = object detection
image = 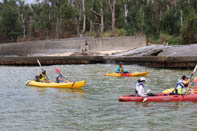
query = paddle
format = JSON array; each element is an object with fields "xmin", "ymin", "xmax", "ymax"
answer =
[
  {"xmin": 37, "ymin": 59, "xmax": 50, "ymax": 81},
  {"xmin": 142, "ymin": 89, "xmax": 151, "ymax": 102},
  {"xmin": 188, "ymin": 64, "xmax": 197, "ymax": 88},
  {"xmin": 55, "ymin": 67, "xmax": 68, "ymax": 80},
  {"xmin": 190, "ymin": 64, "xmax": 197, "ymax": 79}
]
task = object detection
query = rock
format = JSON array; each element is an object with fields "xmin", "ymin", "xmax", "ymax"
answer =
[
  {"xmin": 113, "ymin": 44, "xmax": 197, "ymax": 57},
  {"xmin": 114, "ymin": 45, "xmax": 170, "ymax": 56},
  {"xmin": 158, "ymin": 44, "xmax": 197, "ymax": 56}
]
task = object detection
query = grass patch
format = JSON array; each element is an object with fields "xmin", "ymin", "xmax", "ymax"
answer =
[
  {"xmin": 148, "ymin": 33, "xmax": 182, "ymax": 45},
  {"xmin": 84, "ymin": 28, "xmax": 127, "ymax": 37}
]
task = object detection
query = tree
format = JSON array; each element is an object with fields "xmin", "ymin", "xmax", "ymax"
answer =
[
  {"xmin": 81, "ymin": 0, "xmax": 86, "ymax": 34},
  {"xmin": 0, "ymin": 0, "xmax": 22, "ymax": 41},
  {"xmin": 181, "ymin": 8, "xmax": 197, "ymax": 44},
  {"xmin": 89, "ymin": 0, "xmax": 105, "ymax": 34},
  {"xmin": 31, "ymin": 1, "xmax": 52, "ymax": 39},
  {"xmin": 60, "ymin": 0, "xmax": 79, "ymax": 36},
  {"xmin": 109, "ymin": 0, "xmax": 116, "ymax": 36},
  {"xmin": 18, "ymin": 0, "xmax": 32, "ymax": 38}
]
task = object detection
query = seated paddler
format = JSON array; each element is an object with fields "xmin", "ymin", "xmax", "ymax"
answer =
[
  {"xmin": 115, "ymin": 62, "xmax": 128, "ymax": 73},
  {"xmin": 135, "ymin": 77, "xmax": 155, "ymax": 97},
  {"xmin": 35, "ymin": 70, "xmax": 49, "ymax": 82},
  {"xmin": 56, "ymin": 73, "xmax": 69, "ymax": 83},
  {"xmin": 174, "ymin": 75, "xmax": 190, "ymax": 95}
]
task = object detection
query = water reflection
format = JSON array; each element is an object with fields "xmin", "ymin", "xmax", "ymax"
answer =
[
  {"xmin": 120, "ymin": 101, "xmax": 197, "ymax": 111},
  {"xmin": 27, "ymin": 87, "xmax": 85, "ymax": 97},
  {"xmin": 58, "ymin": 88, "xmax": 84, "ymax": 94},
  {"xmin": 28, "ymin": 87, "xmax": 47, "ymax": 96}
]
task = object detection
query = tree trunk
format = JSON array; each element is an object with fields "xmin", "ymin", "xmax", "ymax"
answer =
[
  {"xmin": 180, "ymin": 9, "xmax": 183, "ymax": 27},
  {"xmin": 100, "ymin": 1, "xmax": 104, "ymax": 33},
  {"xmin": 56, "ymin": 17, "xmax": 59, "ymax": 39},
  {"xmin": 154, "ymin": 0, "xmax": 160, "ymax": 34},
  {"xmin": 109, "ymin": 0, "xmax": 116, "ymax": 36},
  {"xmin": 20, "ymin": 14, "xmax": 26, "ymax": 37},
  {"xmin": 124, "ymin": 4, "xmax": 128, "ymax": 23},
  {"xmin": 88, "ymin": 18, "xmax": 93, "ymax": 32},
  {"xmin": 142, "ymin": 12, "xmax": 144, "ymax": 32},
  {"xmin": 81, "ymin": 0, "xmax": 86, "ymax": 34},
  {"xmin": 28, "ymin": 16, "xmax": 32, "ymax": 38},
  {"xmin": 75, "ymin": 17, "xmax": 80, "ymax": 35}
]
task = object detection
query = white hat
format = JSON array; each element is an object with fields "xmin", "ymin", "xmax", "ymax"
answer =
[{"xmin": 139, "ymin": 77, "xmax": 146, "ymax": 82}]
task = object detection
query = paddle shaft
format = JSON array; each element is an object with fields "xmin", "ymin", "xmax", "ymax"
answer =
[
  {"xmin": 37, "ymin": 59, "xmax": 50, "ymax": 80},
  {"xmin": 190, "ymin": 64, "xmax": 197, "ymax": 79},
  {"xmin": 55, "ymin": 68, "xmax": 75, "ymax": 84},
  {"xmin": 188, "ymin": 64, "xmax": 197, "ymax": 87}
]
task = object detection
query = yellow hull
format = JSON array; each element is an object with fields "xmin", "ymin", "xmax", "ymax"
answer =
[
  {"xmin": 163, "ymin": 87, "xmax": 197, "ymax": 94},
  {"xmin": 104, "ymin": 72, "xmax": 148, "ymax": 77},
  {"xmin": 26, "ymin": 80, "xmax": 86, "ymax": 89},
  {"xmin": 162, "ymin": 88, "xmax": 174, "ymax": 94}
]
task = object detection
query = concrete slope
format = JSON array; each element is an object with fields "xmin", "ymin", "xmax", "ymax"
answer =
[{"xmin": 114, "ymin": 44, "xmax": 197, "ymax": 57}]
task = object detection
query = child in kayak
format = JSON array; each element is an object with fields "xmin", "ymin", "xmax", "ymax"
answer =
[
  {"xmin": 115, "ymin": 62, "xmax": 128, "ymax": 73},
  {"xmin": 56, "ymin": 74, "xmax": 69, "ymax": 83}
]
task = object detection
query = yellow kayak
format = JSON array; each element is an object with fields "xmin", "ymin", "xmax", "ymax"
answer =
[
  {"xmin": 162, "ymin": 87, "xmax": 197, "ymax": 94},
  {"xmin": 104, "ymin": 72, "xmax": 148, "ymax": 77},
  {"xmin": 162, "ymin": 88, "xmax": 174, "ymax": 94},
  {"xmin": 26, "ymin": 80, "xmax": 86, "ymax": 89}
]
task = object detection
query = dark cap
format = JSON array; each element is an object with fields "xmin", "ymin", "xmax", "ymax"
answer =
[
  {"xmin": 119, "ymin": 62, "xmax": 123, "ymax": 65},
  {"xmin": 181, "ymin": 75, "xmax": 188, "ymax": 80},
  {"xmin": 42, "ymin": 70, "xmax": 46, "ymax": 74}
]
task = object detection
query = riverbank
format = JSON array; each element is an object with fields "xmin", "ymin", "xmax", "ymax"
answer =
[
  {"xmin": 0, "ymin": 37, "xmax": 197, "ymax": 68},
  {"xmin": 0, "ymin": 56, "xmax": 196, "ymax": 68}
]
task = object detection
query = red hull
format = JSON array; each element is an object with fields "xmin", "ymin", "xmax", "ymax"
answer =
[{"xmin": 119, "ymin": 93, "xmax": 197, "ymax": 102}]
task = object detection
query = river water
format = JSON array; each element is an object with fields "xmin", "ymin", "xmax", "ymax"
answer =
[{"xmin": 0, "ymin": 64, "xmax": 197, "ymax": 131}]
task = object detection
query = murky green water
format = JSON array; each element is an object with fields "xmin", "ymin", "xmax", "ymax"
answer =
[{"xmin": 0, "ymin": 64, "xmax": 197, "ymax": 131}]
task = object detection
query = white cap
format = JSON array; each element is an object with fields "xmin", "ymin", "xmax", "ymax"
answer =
[{"xmin": 139, "ymin": 77, "xmax": 146, "ymax": 82}]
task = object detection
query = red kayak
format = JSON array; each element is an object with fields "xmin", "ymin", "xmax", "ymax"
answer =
[{"xmin": 119, "ymin": 93, "xmax": 197, "ymax": 102}]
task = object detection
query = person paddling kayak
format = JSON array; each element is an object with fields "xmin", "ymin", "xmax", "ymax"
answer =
[
  {"xmin": 174, "ymin": 75, "xmax": 191, "ymax": 95},
  {"xmin": 115, "ymin": 62, "xmax": 128, "ymax": 73},
  {"xmin": 135, "ymin": 77, "xmax": 155, "ymax": 97},
  {"xmin": 56, "ymin": 74, "xmax": 69, "ymax": 83},
  {"xmin": 35, "ymin": 70, "xmax": 50, "ymax": 82}
]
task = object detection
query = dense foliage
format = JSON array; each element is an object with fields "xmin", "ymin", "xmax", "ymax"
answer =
[{"xmin": 0, "ymin": 0, "xmax": 197, "ymax": 44}]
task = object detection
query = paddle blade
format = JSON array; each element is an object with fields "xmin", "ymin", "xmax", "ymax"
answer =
[
  {"xmin": 146, "ymin": 89, "xmax": 151, "ymax": 93},
  {"xmin": 193, "ymin": 77, "xmax": 197, "ymax": 83},
  {"xmin": 55, "ymin": 68, "xmax": 61, "ymax": 74},
  {"xmin": 37, "ymin": 59, "xmax": 45, "ymax": 72},
  {"xmin": 37, "ymin": 59, "xmax": 41, "ymax": 67},
  {"xmin": 193, "ymin": 64, "xmax": 197, "ymax": 74}
]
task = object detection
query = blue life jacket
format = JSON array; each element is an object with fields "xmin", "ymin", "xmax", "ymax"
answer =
[{"xmin": 176, "ymin": 80, "xmax": 185, "ymax": 89}]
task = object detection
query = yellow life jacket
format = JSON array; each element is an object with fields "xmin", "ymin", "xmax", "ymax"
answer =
[
  {"xmin": 39, "ymin": 73, "xmax": 46, "ymax": 81},
  {"xmin": 119, "ymin": 67, "xmax": 123, "ymax": 73}
]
